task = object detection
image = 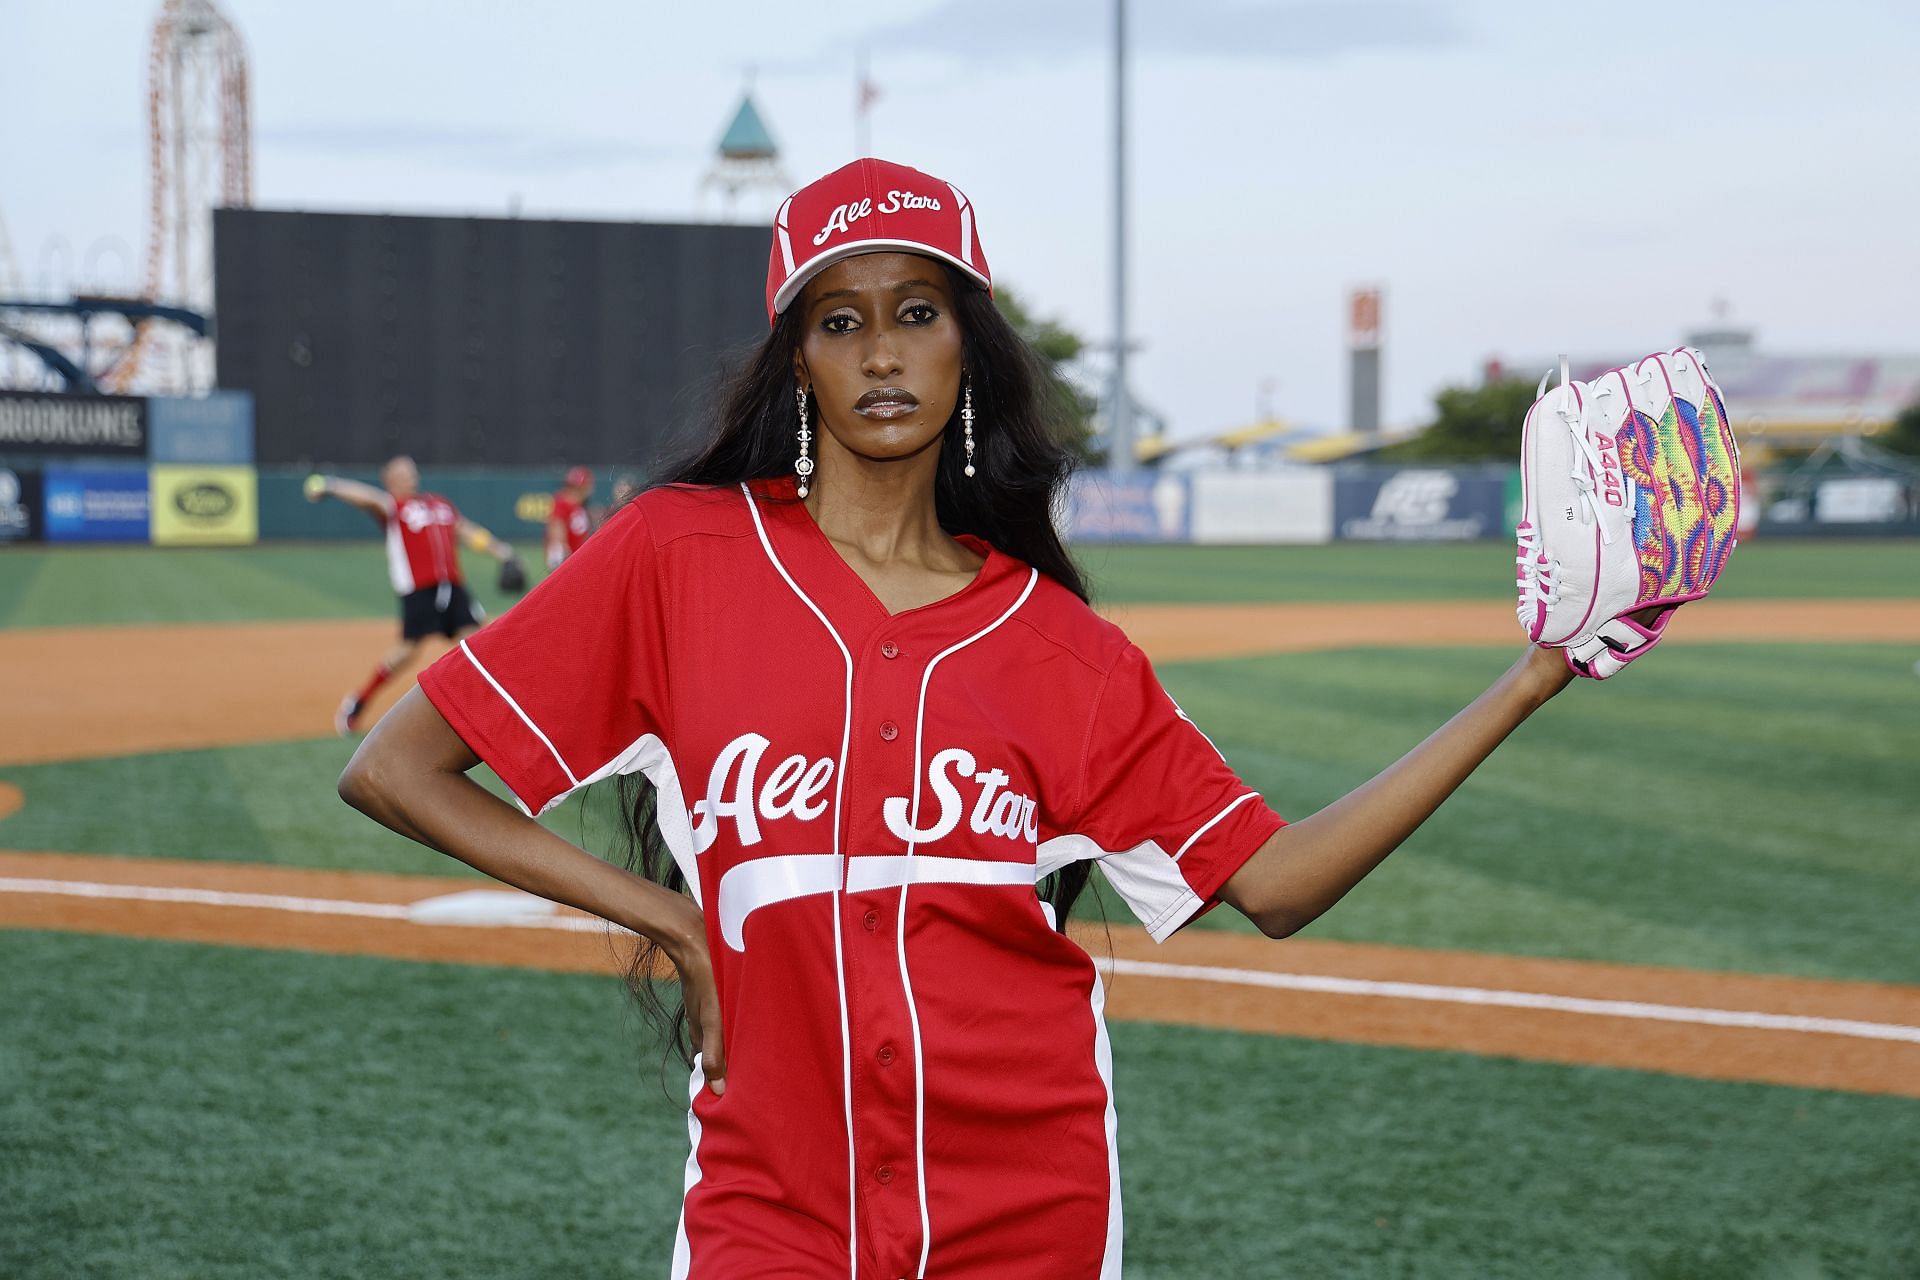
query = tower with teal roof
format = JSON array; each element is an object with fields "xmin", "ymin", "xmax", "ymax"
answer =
[{"xmin": 701, "ymin": 87, "xmax": 793, "ymax": 221}]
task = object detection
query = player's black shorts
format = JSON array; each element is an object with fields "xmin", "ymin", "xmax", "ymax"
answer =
[{"xmin": 400, "ymin": 582, "xmax": 485, "ymax": 640}]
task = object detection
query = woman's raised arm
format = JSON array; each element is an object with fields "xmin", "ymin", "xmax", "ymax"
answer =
[{"xmin": 1219, "ymin": 644, "xmax": 1572, "ymax": 939}]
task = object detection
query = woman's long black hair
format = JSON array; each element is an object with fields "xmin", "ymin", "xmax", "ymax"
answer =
[{"xmin": 609, "ymin": 264, "xmax": 1095, "ymax": 1067}]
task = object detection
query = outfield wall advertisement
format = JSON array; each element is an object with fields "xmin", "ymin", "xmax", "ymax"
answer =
[
  {"xmin": 1189, "ymin": 472, "xmax": 1333, "ymax": 544},
  {"xmin": 151, "ymin": 465, "xmax": 260, "ymax": 546},
  {"xmin": 147, "ymin": 392, "xmax": 255, "ymax": 465},
  {"xmin": 0, "ymin": 391, "xmax": 147, "ymax": 458},
  {"xmin": 43, "ymin": 467, "xmax": 151, "ymax": 542},
  {"xmin": 0, "ymin": 466, "xmax": 42, "ymax": 542},
  {"xmin": 1333, "ymin": 468, "xmax": 1508, "ymax": 541},
  {"xmin": 1063, "ymin": 473, "xmax": 1192, "ymax": 542}
]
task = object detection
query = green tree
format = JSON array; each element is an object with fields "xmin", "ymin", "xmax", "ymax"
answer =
[
  {"xmin": 1374, "ymin": 377, "xmax": 1542, "ymax": 463},
  {"xmin": 1879, "ymin": 401, "xmax": 1920, "ymax": 456},
  {"xmin": 994, "ymin": 285, "xmax": 1100, "ymax": 463}
]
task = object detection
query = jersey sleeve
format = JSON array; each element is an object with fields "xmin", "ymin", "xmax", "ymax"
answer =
[
  {"xmin": 417, "ymin": 501, "xmax": 669, "ymax": 816},
  {"xmin": 1065, "ymin": 643, "xmax": 1285, "ymax": 942}
]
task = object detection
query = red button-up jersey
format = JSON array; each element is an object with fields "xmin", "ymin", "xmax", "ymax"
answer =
[
  {"xmin": 418, "ymin": 478, "xmax": 1285, "ymax": 1279},
  {"xmin": 551, "ymin": 491, "xmax": 591, "ymax": 555},
  {"xmin": 380, "ymin": 491, "xmax": 463, "ymax": 595}
]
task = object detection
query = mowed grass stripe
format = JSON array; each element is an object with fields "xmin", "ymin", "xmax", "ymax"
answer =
[
  {"xmin": 0, "ymin": 544, "xmax": 540, "ymax": 630},
  {"xmin": 3, "ymin": 930, "xmax": 1915, "ymax": 1280},
  {"xmin": 1079, "ymin": 538, "xmax": 1918, "ymax": 603},
  {"xmin": 2, "ymin": 538, "xmax": 1913, "ymax": 631}
]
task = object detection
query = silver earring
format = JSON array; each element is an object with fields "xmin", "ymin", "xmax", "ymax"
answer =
[
  {"xmin": 795, "ymin": 386, "xmax": 814, "ymax": 498},
  {"xmin": 962, "ymin": 377, "xmax": 976, "ymax": 478}
]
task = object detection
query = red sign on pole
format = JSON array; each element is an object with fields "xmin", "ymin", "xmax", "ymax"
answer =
[{"xmin": 1349, "ymin": 287, "xmax": 1381, "ymax": 351}]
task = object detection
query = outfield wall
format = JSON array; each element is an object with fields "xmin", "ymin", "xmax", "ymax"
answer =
[
  {"xmin": 7, "ymin": 437, "xmax": 1917, "ymax": 551},
  {"xmin": 1062, "ymin": 467, "xmax": 1513, "ymax": 544}
]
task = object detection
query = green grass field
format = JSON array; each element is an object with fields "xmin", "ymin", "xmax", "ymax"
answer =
[
  {"xmin": 3, "ymin": 538, "xmax": 1917, "ymax": 1277},
  {"xmin": 1, "ymin": 537, "xmax": 1914, "ymax": 628},
  {"xmin": 7, "ymin": 931, "xmax": 1917, "ymax": 1280}
]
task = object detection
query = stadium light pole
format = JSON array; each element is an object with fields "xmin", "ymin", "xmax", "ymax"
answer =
[{"xmin": 1108, "ymin": 0, "xmax": 1136, "ymax": 474}]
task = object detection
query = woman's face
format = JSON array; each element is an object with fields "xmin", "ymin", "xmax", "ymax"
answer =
[{"xmin": 792, "ymin": 252, "xmax": 964, "ymax": 471}]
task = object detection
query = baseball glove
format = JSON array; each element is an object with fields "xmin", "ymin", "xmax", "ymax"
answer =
[
  {"xmin": 497, "ymin": 555, "xmax": 528, "ymax": 594},
  {"xmin": 1514, "ymin": 347, "xmax": 1740, "ymax": 679}
]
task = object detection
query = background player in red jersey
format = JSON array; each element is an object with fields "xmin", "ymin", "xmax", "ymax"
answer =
[
  {"xmin": 545, "ymin": 465, "xmax": 594, "ymax": 569},
  {"xmin": 305, "ymin": 455, "xmax": 521, "ymax": 734}
]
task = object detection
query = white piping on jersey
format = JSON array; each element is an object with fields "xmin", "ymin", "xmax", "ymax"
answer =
[
  {"xmin": 1174, "ymin": 791, "xmax": 1258, "ymax": 863},
  {"xmin": 1088, "ymin": 968, "xmax": 1124, "ymax": 1279},
  {"xmin": 898, "ymin": 567, "xmax": 1038, "ymax": 1278},
  {"xmin": 1171, "ymin": 702, "xmax": 1228, "ymax": 764},
  {"xmin": 718, "ymin": 854, "xmax": 1035, "ymax": 951},
  {"xmin": 1033, "ymin": 790, "xmax": 1267, "ymax": 944},
  {"xmin": 459, "ymin": 640, "xmax": 580, "ymax": 790},
  {"xmin": 456, "ymin": 644, "xmax": 704, "ymax": 899},
  {"xmin": 669, "ymin": 1053, "xmax": 708, "ymax": 1280},
  {"xmin": 741, "ymin": 482, "xmax": 861, "ymax": 1280}
]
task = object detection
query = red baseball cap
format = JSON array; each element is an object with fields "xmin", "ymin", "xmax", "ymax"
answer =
[
  {"xmin": 766, "ymin": 157, "xmax": 992, "ymax": 324},
  {"xmin": 564, "ymin": 466, "xmax": 592, "ymax": 489}
]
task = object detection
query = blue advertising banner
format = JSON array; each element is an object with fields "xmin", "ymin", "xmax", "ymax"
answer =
[
  {"xmin": 44, "ymin": 467, "xmax": 152, "ymax": 542},
  {"xmin": 147, "ymin": 391, "xmax": 255, "ymax": 464},
  {"xmin": 1063, "ymin": 472, "xmax": 1191, "ymax": 543},
  {"xmin": 0, "ymin": 465, "xmax": 42, "ymax": 542},
  {"xmin": 1333, "ymin": 468, "xmax": 1507, "ymax": 541}
]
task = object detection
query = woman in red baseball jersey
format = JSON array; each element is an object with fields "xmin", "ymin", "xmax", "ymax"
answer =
[{"xmin": 341, "ymin": 159, "xmax": 1575, "ymax": 1278}]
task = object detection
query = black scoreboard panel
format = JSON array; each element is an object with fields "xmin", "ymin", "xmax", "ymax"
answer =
[{"xmin": 214, "ymin": 208, "xmax": 768, "ymax": 467}]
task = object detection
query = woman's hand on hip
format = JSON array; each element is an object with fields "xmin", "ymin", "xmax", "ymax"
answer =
[{"xmin": 662, "ymin": 917, "xmax": 726, "ymax": 1097}]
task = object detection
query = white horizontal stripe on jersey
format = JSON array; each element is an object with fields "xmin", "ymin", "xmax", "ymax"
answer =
[
  {"xmin": 717, "ymin": 853, "xmax": 1038, "ymax": 952},
  {"xmin": 846, "ymin": 855, "xmax": 1035, "ymax": 896}
]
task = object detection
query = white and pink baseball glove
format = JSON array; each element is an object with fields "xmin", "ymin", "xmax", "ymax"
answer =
[{"xmin": 1515, "ymin": 347, "xmax": 1741, "ymax": 679}]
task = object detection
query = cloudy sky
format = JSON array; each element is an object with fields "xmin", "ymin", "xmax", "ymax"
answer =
[{"xmin": 5, "ymin": 0, "xmax": 1917, "ymax": 439}]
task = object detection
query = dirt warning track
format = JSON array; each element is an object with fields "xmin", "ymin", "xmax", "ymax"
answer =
[{"xmin": 4, "ymin": 850, "xmax": 1917, "ymax": 1101}]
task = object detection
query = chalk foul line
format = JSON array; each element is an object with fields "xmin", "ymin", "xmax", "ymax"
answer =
[
  {"xmin": 5, "ymin": 876, "xmax": 1919, "ymax": 1047},
  {"xmin": 1100, "ymin": 959, "xmax": 1920, "ymax": 1046}
]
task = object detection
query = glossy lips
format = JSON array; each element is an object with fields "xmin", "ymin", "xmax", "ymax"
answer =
[{"xmin": 854, "ymin": 387, "xmax": 919, "ymax": 420}]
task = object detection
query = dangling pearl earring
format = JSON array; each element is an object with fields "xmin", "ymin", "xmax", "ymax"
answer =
[
  {"xmin": 962, "ymin": 376, "xmax": 976, "ymax": 478},
  {"xmin": 795, "ymin": 385, "xmax": 814, "ymax": 498}
]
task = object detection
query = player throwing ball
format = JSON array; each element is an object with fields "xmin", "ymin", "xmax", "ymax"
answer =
[
  {"xmin": 339, "ymin": 160, "xmax": 1591, "ymax": 1278},
  {"xmin": 306, "ymin": 455, "xmax": 520, "ymax": 735}
]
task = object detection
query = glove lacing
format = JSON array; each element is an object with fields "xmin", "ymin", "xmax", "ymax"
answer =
[{"xmin": 1514, "ymin": 519, "xmax": 1557, "ymax": 631}]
